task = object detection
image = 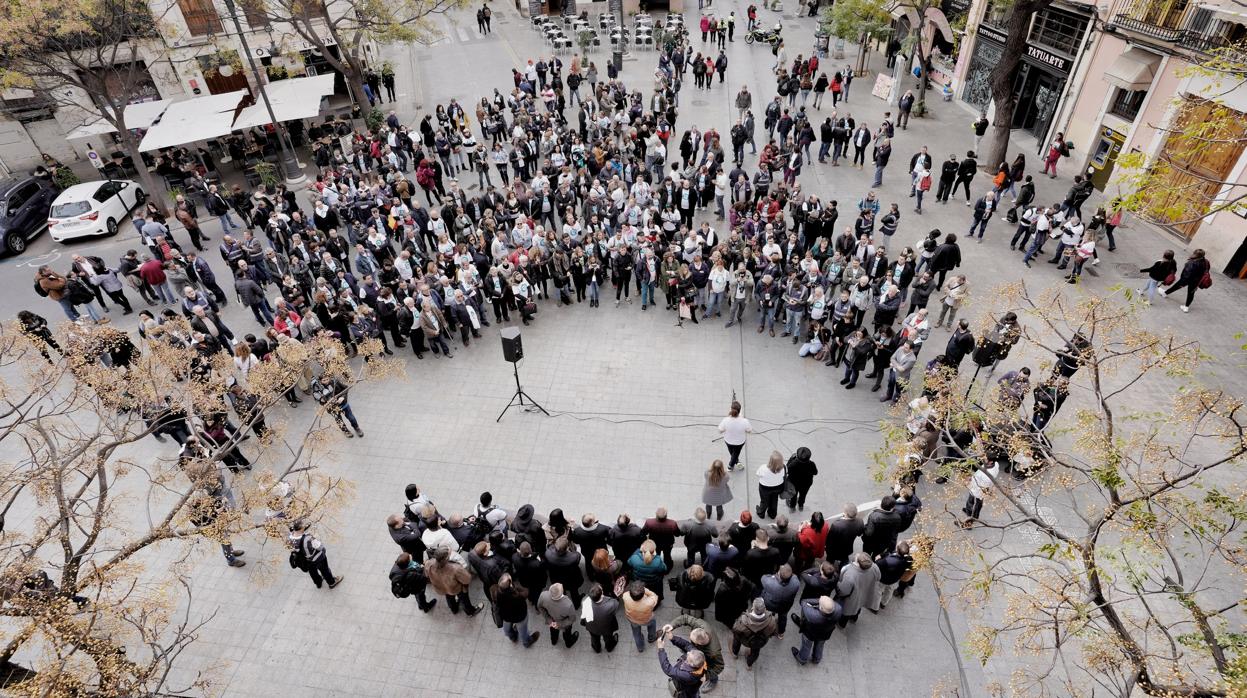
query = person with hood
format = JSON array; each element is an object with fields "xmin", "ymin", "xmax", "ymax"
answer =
[
  {"xmin": 510, "ymin": 504, "xmax": 547, "ymax": 553},
  {"xmin": 761, "ymin": 564, "xmax": 802, "ymax": 638},
  {"xmin": 731, "ymin": 597, "xmax": 779, "ymax": 669},
  {"xmin": 537, "ymin": 583, "xmax": 581, "ymax": 648},
  {"xmin": 609, "ymin": 514, "xmax": 646, "ymax": 562},
  {"xmin": 680, "ymin": 508, "xmax": 719, "ymax": 569},
  {"xmin": 511, "ymin": 541, "xmax": 546, "ymax": 607},
  {"xmin": 493, "ymin": 573, "xmax": 540, "ymax": 647},
  {"xmin": 791, "ymin": 595, "xmax": 841, "ymax": 664},
  {"xmin": 783, "ymin": 447, "xmax": 818, "ymax": 511},
  {"xmin": 390, "ymin": 552, "xmax": 436, "ymax": 612},
  {"xmin": 665, "ymin": 617, "xmax": 725, "ymax": 691},
  {"xmin": 544, "ymin": 537, "xmax": 585, "ymax": 605},
  {"xmin": 656, "ymin": 628, "xmax": 707, "ymax": 697},
  {"xmin": 425, "ymin": 547, "xmax": 482, "ymax": 616},
  {"xmin": 581, "ymin": 583, "xmax": 621, "ymax": 653},
  {"xmin": 671, "ymin": 564, "xmax": 716, "ymax": 617},
  {"xmin": 836, "ymin": 553, "xmax": 881, "ymax": 626},
  {"xmin": 713, "ymin": 567, "xmax": 755, "ymax": 626}
]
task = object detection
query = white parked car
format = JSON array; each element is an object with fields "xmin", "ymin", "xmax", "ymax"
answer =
[{"xmin": 47, "ymin": 180, "xmax": 146, "ymax": 242}]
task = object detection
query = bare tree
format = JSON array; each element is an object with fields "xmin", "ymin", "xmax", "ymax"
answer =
[
  {"xmin": 0, "ymin": 317, "xmax": 392, "ymax": 693},
  {"xmin": 0, "ymin": 0, "xmax": 181, "ymax": 212},
  {"xmin": 877, "ymin": 282, "xmax": 1247, "ymax": 697},
  {"xmin": 239, "ymin": 0, "xmax": 465, "ymax": 109}
]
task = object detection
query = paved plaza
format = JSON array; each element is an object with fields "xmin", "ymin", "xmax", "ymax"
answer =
[{"xmin": 4, "ymin": 1, "xmax": 1247, "ymax": 696}]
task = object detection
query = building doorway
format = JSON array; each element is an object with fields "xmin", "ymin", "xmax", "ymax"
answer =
[{"xmin": 1010, "ymin": 64, "xmax": 1062, "ymax": 139}]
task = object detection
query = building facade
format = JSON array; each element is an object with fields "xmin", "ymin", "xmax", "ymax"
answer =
[
  {"xmin": 1060, "ymin": 0, "xmax": 1247, "ymax": 277},
  {"xmin": 954, "ymin": 0, "xmax": 1096, "ymax": 152},
  {"xmin": 0, "ymin": 0, "xmax": 356, "ymax": 173}
]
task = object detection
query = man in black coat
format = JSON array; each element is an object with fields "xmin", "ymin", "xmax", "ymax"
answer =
[
  {"xmin": 945, "ymin": 319, "xmax": 976, "ymax": 370},
  {"xmin": 609, "ymin": 514, "xmax": 646, "ymax": 562},
  {"xmin": 930, "ymin": 233, "xmax": 962, "ymax": 287},
  {"xmin": 862, "ymin": 496, "xmax": 905, "ymax": 556},
  {"xmin": 642, "ymin": 508, "xmax": 682, "ymax": 570},
  {"xmin": 387, "ymin": 514, "xmax": 427, "ymax": 559},
  {"xmin": 679, "ymin": 509, "xmax": 719, "ymax": 569},
  {"xmin": 569, "ymin": 513, "xmax": 612, "ymax": 576},
  {"xmin": 952, "ymin": 150, "xmax": 977, "ymax": 203},
  {"xmin": 543, "ymin": 537, "xmax": 585, "ymax": 605},
  {"xmin": 875, "ymin": 541, "xmax": 914, "ymax": 608},
  {"xmin": 826, "ymin": 504, "xmax": 864, "ymax": 567},
  {"xmin": 936, "ymin": 154, "xmax": 959, "ymax": 203},
  {"xmin": 791, "ymin": 596, "xmax": 841, "ymax": 665}
]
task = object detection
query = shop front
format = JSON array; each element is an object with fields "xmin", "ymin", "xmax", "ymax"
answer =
[{"xmin": 962, "ymin": 22, "xmax": 1075, "ymax": 141}]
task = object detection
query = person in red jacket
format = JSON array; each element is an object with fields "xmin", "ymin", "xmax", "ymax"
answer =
[
  {"xmin": 794, "ymin": 512, "xmax": 829, "ymax": 571},
  {"xmin": 138, "ymin": 255, "xmax": 177, "ymax": 304},
  {"xmin": 642, "ymin": 508, "xmax": 682, "ymax": 570}
]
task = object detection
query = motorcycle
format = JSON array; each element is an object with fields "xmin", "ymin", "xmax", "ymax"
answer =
[{"xmin": 743, "ymin": 24, "xmax": 782, "ymax": 47}]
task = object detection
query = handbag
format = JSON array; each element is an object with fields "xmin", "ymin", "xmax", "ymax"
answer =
[
  {"xmin": 524, "ymin": 301, "xmax": 538, "ymax": 315},
  {"xmin": 679, "ymin": 301, "xmax": 692, "ymax": 319},
  {"xmin": 1198, "ymin": 270, "xmax": 1213, "ymax": 289},
  {"xmin": 1163, "ymin": 272, "xmax": 1176, "ymax": 286},
  {"xmin": 612, "ymin": 574, "xmax": 627, "ymax": 598}
]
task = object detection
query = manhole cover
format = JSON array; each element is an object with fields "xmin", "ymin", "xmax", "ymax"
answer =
[
  {"xmin": 1115, "ymin": 263, "xmax": 1142, "ymax": 277},
  {"xmin": 691, "ymin": 100, "xmax": 710, "ymax": 107}
]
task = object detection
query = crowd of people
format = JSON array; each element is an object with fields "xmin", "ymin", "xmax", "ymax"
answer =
[
  {"xmin": 385, "ymin": 464, "xmax": 923, "ymax": 687},
  {"xmin": 14, "ymin": 4, "xmax": 1168, "ymax": 692}
]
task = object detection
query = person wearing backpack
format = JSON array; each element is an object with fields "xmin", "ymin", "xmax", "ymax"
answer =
[
  {"xmin": 288, "ymin": 520, "xmax": 344, "ymax": 589},
  {"xmin": 390, "ymin": 552, "xmax": 437, "ymax": 612},
  {"xmin": 35, "ymin": 266, "xmax": 103, "ymax": 323},
  {"xmin": 1160, "ymin": 248, "xmax": 1212, "ymax": 313}
]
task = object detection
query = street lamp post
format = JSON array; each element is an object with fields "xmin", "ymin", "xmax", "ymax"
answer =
[{"xmin": 221, "ymin": 0, "xmax": 306, "ymax": 185}]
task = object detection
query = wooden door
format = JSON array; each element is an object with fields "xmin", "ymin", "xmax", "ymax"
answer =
[{"xmin": 1148, "ymin": 96, "xmax": 1247, "ymax": 239}]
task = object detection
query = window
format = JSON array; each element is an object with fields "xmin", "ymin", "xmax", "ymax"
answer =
[
  {"xmin": 982, "ymin": 0, "xmax": 1009, "ymax": 27},
  {"xmin": 1029, "ymin": 7, "xmax": 1089, "ymax": 55},
  {"xmin": 178, "ymin": 0, "xmax": 223, "ymax": 37},
  {"xmin": 5, "ymin": 184, "xmax": 38, "ymax": 214},
  {"xmin": 93, "ymin": 182, "xmax": 121, "ymax": 203},
  {"xmin": 291, "ymin": 0, "xmax": 328, "ymax": 22},
  {"xmin": 1109, "ymin": 89, "xmax": 1147, "ymax": 120}
]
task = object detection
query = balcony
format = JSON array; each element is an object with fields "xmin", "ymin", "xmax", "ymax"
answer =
[
  {"xmin": 1110, "ymin": 0, "xmax": 1247, "ymax": 59},
  {"xmin": 1110, "ymin": 0, "xmax": 1191, "ymax": 41}
]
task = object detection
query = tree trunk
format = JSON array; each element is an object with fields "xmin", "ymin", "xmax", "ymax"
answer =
[
  {"xmin": 857, "ymin": 33, "xmax": 868, "ymax": 74},
  {"xmin": 115, "ymin": 121, "xmax": 167, "ymax": 217},
  {"xmin": 984, "ymin": 0, "xmax": 1052, "ymax": 171}
]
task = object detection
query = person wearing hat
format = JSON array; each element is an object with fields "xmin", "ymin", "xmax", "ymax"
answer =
[{"xmin": 731, "ymin": 597, "xmax": 779, "ymax": 669}]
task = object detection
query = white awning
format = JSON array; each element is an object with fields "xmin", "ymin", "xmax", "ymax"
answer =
[
  {"xmin": 66, "ymin": 99, "xmax": 173, "ymax": 140},
  {"xmin": 136, "ymin": 75, "xmax": 336, "ymax": 151},
  {"xmin": 138, "ymin": 91, "xmax": 248, "ymax": 151},
  {"xmin": 231, "ymin": 74, "xmax": 336, "ymax": 130},
  {"xmin": 1104, "ymin": 48, "xmax": 1161, "ymax": 91}
]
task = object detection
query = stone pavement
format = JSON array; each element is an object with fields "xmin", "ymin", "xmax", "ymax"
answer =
[{"xmin": 3, "ymin": 0, "xmax": 1246, "ymax": 695}]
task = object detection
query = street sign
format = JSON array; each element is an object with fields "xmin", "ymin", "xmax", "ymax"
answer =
[{"xmin": 87, "ymin": 149, "xmax": 105, "ymax": 170}]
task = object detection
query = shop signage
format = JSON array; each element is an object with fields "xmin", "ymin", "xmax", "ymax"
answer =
[{"xmin": 975, "ymin": 24, "xmax": 1071, "ymax": 75}]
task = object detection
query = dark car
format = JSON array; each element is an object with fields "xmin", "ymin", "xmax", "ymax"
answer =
[{"xmin": 0, "ymin": 176, "xmax": 59, "ymax": 254}]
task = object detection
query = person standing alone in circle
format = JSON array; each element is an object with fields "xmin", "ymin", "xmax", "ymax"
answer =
[{"xmin": 718, "ymin": 401, "xmax": 752, "ymax": 471}]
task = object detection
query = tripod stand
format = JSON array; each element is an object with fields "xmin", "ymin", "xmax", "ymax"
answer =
[{"xmin": 496, "ymin": 361, "xmax": 550, "ymax": 422}]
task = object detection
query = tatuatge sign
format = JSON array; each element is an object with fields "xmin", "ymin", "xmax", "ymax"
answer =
[{"xmin": 975, "ymin": 23, "xmax": 1072, "ymax": 75}]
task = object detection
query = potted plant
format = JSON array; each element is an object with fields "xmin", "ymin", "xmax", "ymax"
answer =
[
  {"xmin": 253, "ymin": 162, "xmax": 279, "ymax": 194},
  {"xmin": 578, "ymin": 29, "xmax": 596, "ymax": 52},
  {"xmin": 364, "ymin": 108, "xmax": 385, "ymax": 133}
]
